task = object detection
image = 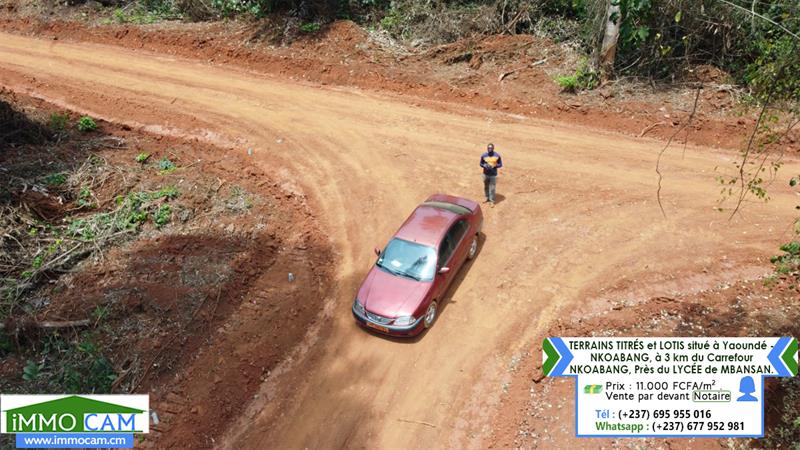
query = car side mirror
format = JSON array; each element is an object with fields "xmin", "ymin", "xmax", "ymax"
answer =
[
  {"xmin": 374, "ymin": 247, "xmax": 381, "ymax": 256},
  {"xmin": 438, "ymin": 266, "xmax": 450, "ymax": 274}
]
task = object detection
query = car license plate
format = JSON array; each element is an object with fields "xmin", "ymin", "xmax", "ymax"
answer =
[{"xmin": 366, "ymin": 321, "xmax": 389, "ymax": 333}]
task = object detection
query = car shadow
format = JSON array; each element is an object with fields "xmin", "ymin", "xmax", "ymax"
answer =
[{"xmin": 355, "ymin": 232, "xmax": 486, "ymax": 343}]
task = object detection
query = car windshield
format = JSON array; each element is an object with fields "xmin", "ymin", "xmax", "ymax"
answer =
[{"xmin": 376, "ymin": 238, "xmax": 437, "ymax": 282}]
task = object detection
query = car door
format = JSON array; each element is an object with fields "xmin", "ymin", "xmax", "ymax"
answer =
[
  {"xmin": 447, "ymin": 219, "xmax": 471, "ymax": 272},
  {"xmin": 433, "ymin": 220, "xmax": 470, "ymax": 298}
]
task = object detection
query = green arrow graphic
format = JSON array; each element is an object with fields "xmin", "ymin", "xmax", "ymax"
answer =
[
  {"xmin": 542, "ymin": 338, "xmax": 559, "ymax": 376},
  {"xmin": 782, "ymin": 337, "xmax": 798, "ymax": 376}
]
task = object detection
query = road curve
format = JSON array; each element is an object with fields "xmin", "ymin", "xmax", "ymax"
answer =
[{"xmin": 1, "ymin": 31, "xmax": 797, "ymax": 449}]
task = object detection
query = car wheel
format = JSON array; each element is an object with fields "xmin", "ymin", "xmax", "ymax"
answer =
[
  {"xmin": 424, "ymin": 301, "xmax": 438, "ymax": 328},
  {"xmin": 467, "ymin": 235, "xmax": 478, "ymax": 260}
]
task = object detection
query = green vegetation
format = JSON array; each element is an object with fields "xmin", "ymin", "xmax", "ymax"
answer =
[
  {"xmin": 154, "ymin": 204, "xmax": 173, "ymax": 228},
  {"xmin": 112, "ymin": 0, "xmax": 799, "ymax": 101},
  {"xmin": 108, "ymin": 0, "xmax": 180, "ymax": 24},
  {"xmin": 49, "ymin": 113, "xmax": 69, "ymax": 131},
  {"xmin": 761, "ymin": 376, "xmax": 800, "ymax": 450},
  {"xmin": 555, "ymin": 58, "xmax": 598, "ymax": 92},
  {"xmin": 66, "ymin": 186, "xmax": 180, "ymax": 241},
  {"xmin": 772, "ymin": 241, "xmax": 800, "ymax": 279},
  {"xmin": 76, "ymin": 116, "xmax": 97, "ymax": 132},
  {"xmin": 19, "ymin": 334, "xmax": 117, "ymax": 394},
  {"xmin": 76, "ymin": 186, "xmax": 96, "ymax": 209},
  {"xmin": 300, "ymin": 22, "xmax": 321, "ymax": 33},
  {"xmin": 2, "ymin": 156, "xmax": 182, "ymax": 315},
  {"xmin": 157, "ymin": 157, "xmax": 177, "ymax": 174},
  {"xmin": 43, "ymin": 172, "xmax": 67, "ymax": 186},
  {"xmin": 226, "ymin": 185, "xmax": 253, "ymax": 212},
  {"xmin": 135, "ymin": 152, "xmax": 151, "ymax": 163}
]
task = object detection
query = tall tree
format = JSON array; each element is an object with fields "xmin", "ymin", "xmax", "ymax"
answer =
[{"xmin": 596, "ymin": 0, "xmax": 621, "ymax": 77}]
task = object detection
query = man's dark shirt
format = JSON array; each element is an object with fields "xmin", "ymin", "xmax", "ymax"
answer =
[{"xmin": 480, "ymin": 151, "xmax": 503, "ymax": 176}]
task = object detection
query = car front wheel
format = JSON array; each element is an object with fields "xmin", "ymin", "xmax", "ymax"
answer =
[{"xmin": 424, "ymin": 301, "xmax": 438, "ymax": 328}]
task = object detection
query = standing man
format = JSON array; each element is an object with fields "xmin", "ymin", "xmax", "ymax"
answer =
[{"xmin": 480, "ymin": 143, "xmax": 503, "ymax": 205}]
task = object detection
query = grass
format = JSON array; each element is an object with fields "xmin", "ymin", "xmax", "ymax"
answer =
[
  {"xmin": 76, "ymin": 116, "xmax": 98, "ymax": 132},
  {"xmin": 300, "ymin": 22, "xmax": 321, "ymax": 33},
  {"xmin": 76, "ymin": 186, "xmax": 96, "ymax": 209},
  {"xmin": 13, "ymin": 185, "xmax": 181, "ymax": 296},
  {"xmin": 226, "ymin": 185, "xmax": 253, "ymax": 212},
  {"xmin": 20, "ymin": 333, "xmax": 117, "ymax": 394},
  {"xmin": 555, "ymin": 74, "xmax": 578, "ymax": 93},
  {"xmin": 108, "ymin": 5, "xmax": 178, "ymax": 25},
  {"xmin": 43, "ymin": 172, "xmax": 67, "ymax": 186},
  {"xmin": 555, "ymin": 59, "xmax": 599, "ymax": 93},
  {"xmin": 771, "ymin": 241, "xmax": 800, "ymax": 278},
  {"xmin": 49, "ymin": 113, "xmax": 69, "ymax": 131},
  {"xmin": 135, "ymin": 152, "xmax": 151, "ymax": 163}
]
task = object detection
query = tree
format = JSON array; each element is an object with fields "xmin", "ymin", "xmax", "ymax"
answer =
[{"xmin": 596, "ymin": 0, "xmax": 621, "ymax": 77}]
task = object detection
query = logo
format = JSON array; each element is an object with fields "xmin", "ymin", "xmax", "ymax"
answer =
[
  {"xmin": 583, "ymin": 384, "xmax": 603, "ymax": 394},
  {"xmin": 1, "ymin": 395, "xmax": 148, "ymax": 449}
]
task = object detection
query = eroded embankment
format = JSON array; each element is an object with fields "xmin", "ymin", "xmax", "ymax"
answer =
[{"xmin": 0, "ymin": 92, "xmax": 334, "ymax": 449}]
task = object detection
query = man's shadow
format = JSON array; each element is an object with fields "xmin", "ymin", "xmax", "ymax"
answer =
[{"xmin": 493, "ymin": 193, "xmax": 506, "ymax": 205}]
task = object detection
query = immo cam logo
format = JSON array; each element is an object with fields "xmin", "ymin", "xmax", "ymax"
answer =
[{"xmin": 1, "ymin": 395, "xmax": 149, "ymax": 449}]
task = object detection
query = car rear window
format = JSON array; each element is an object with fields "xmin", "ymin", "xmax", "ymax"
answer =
[{"xmin": 422, "ymin": 201, "xmax": 471, "ymax": 215}]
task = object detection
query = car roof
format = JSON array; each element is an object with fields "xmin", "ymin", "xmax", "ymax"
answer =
[{"xmin": 394, "ymin": 204, "xmax": 461, "ymax": 247}]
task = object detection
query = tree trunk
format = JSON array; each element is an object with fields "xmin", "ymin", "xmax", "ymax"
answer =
[{"xmin": 597, "ymin": 0, "xmax": 622, "ymax": 78}]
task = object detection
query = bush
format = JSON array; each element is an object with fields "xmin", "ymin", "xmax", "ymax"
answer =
[
  {"xmin": 157, "ymin": 157, "xmax": 177, "ymax": 174},
  {"xmin": 744, "ymin": 34, "xmax": 800, "ymax": 103},
  {"xmin": 43, "ymin": 172, "xmax": 67, "ymax": 186},
  {"xmin": 300, "ymin": 22, "xmax": 321, "ymax": 33},
  {"xmin": 23, "ymin": 335, "xmax": 118, "ymax": 394},
  {"xmin": 49, "ymin": 113, "xmax": 68, "ymax": 131},
  {"xmin": 76, "ymin": 116, "xmax": 97, "ymax": 132},
  {"xmin": 209, "ymin": 0, "xmax": 282, "ymax": 18},
  {"xmin": 772, "ymin": 241, "xmax": 800, "ymax": 277},
  {"xmin": 154, "ymin": 204, "xmax": 172, "ymax": 228},
  {"xmin": 555, "ymin": 59, "xmax": 598, "ymax": 93},
  {"xmin": 555, "ymin": 74, "xmax": 578, "ymax": 92}
]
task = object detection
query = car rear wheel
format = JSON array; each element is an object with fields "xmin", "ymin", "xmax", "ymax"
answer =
[
  {"xmin": 424, "ymin": 301, "xmax": 438, "ymax": 328},
  {"xmin": 467, "ymin": 235, "xmax": 478, "ymax": 260}
]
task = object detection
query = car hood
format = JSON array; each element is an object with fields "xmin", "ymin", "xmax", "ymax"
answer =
[{"xmin": 358, "ymin": 266, "xmax": 430, "ymax": 318}]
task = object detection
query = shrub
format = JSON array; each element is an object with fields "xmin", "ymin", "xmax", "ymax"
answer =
[
  {"xmin": 300, "ymin": 22, "xmax": 321, "ymax": 33},
  {"xmin": 771, "ymin": 241, "xmax": 800, "ymax": 277},
  {"xmin": 556, "ymin": 74, "xmax": 578, "ymax": 92},
  {"xmin": 135, "ymin": 152, "xmax": 151, "ymax": 163},
  {"xmin": 157, "ymin": 157, "xmax": 177, "ymax": 174},
  {"xmin": 226, "ymin": 185, "xmax": 253, "ymax": 212},
  {"xmin": 76, "ymin": 116, "xmax": 97, "ymax": 132},
  {"xmin": 154, "ymin": 204, "xmax": 172, "ymax": 228},
  {"xmin": 744, "ymin": 35, "xmax": 800, "ymax": 103},
  {"xmin": 43, "ymin": 172, "xmax": 67, "ymax": 186},
  {"xmin": 555, "ymin": 59, "xmax": 598, "ymax": 93},
  {"xmin": 76, "ymin": 187, "xmax": 96, "ymax": 209},
  {"xmin": 210, "ymin": 0, "xmax": 272, "ymax": 18},
  {"xmin": 49, "ymin": 113, "xmax": 69, "ymax": 131}
]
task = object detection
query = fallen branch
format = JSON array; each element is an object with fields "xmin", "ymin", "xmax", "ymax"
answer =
[
  {"xmin": 0, "ymin": 318, "xmax": 90, "ymax": 331},
  {"xmin": 639, "ymin": 121, "xmax": 665, "ymax": 138},
  {"xmin": 498, "ymin": 59, "xmax": 548, "ymax": 82}
]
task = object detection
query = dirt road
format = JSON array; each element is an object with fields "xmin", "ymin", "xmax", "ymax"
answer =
[{"xmin": 2, "ymin": 32, "xmax": 797, "ymax": 449}]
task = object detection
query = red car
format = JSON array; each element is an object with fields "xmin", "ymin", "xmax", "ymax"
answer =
[{"xmin": 352, "ymin": 194, "xmax": 483, "ymax": 337}]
